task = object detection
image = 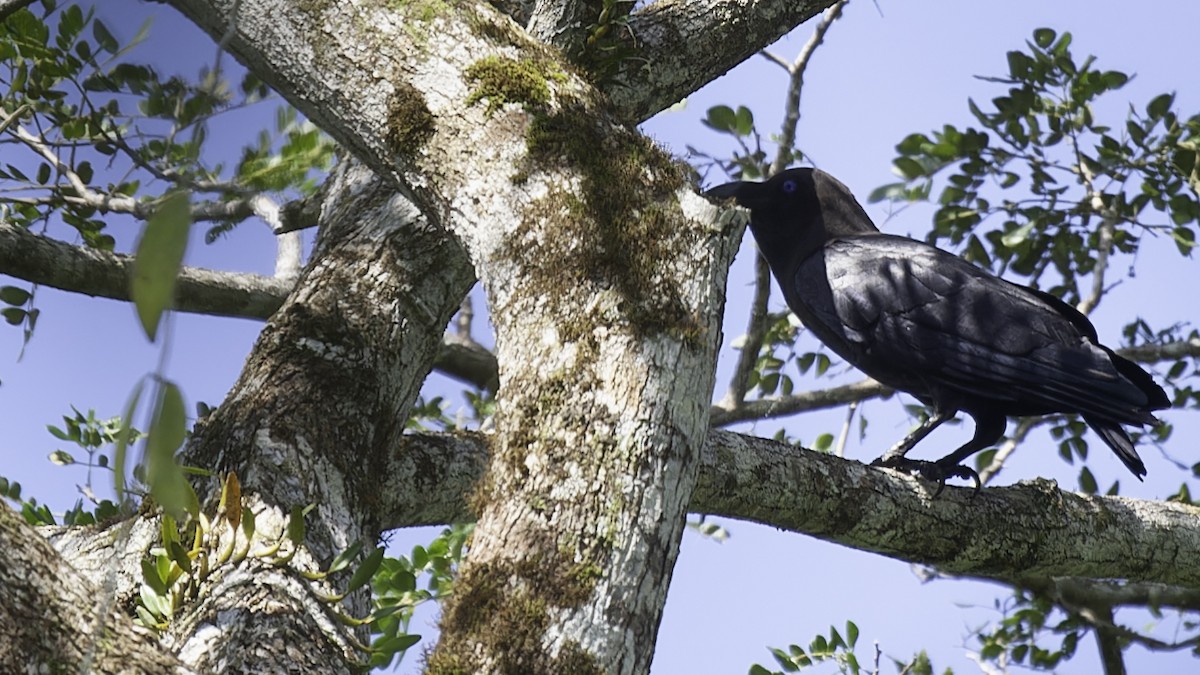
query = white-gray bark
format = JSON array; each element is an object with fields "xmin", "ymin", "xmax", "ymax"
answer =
[{"xmin": 3, "ymin": 0, "xmax": 1198, "ymax": 673}]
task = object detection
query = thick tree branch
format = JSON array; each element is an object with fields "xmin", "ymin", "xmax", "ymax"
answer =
[
  {"xmin": 0, "ymin": 0, "xmax": 36, "ymax": 22},
  {"xmin": 0, "ymin": 506, "xmax": 193, "ymax": 674},
  {"xmin": 382, "ymin": 429, "xmax": 1200, "ymax": 589},
  {"xmin": 613, "ymin": 0, "xmax": 840, "ymax": 121},
  {"xmin": 0, "ymin": 220, "xmax": 291, "ymax": 320}
]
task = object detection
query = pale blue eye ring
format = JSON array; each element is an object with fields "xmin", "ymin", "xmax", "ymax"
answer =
[{"xmin": 782, "ymin": 180, "xmax": 797, "ymax": 193}]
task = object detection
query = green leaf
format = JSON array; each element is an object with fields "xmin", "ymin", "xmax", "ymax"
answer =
[
  {"xmin": 131, "ymin": 191, "xmax": 191, "ymax": 341},
  {"xmin": 1001, "ymin": 222, "xmax": 1035, "ymax": 247},
  {"xmin": 347, "ymin": 547, "xmax": 386, "ymax": 594},
  {"xmin": 48, "ymin": 450, "xmax": 74, "ymax": 465},
  {"xmin": 1079, "ymin": 466, "xmax": 1098, "ymax": 494},
  {"xmin": 1172, "ymin": 226, "xmax": 1195, "ymax": 256},
  {"xmin": 114, "ymin": 379, "xmax": 145, "ymax": 504},
  {"xmin": 141, "ymin": 557, "xmax": 168, "ymax": 595},
  {"xmin": 846, "ymin": 620, "xmax": 859, "ymax": 647},
  {"xmin": 893, "ymin": 156, "xmax": 925, "ymax": 179},
  {"xmin": 703, "ymin": 105, "xmax": 737, "ymax": 133},
  {"xmin": 734, "ymin": 105, "xmax": 754, "ymax": 137},
  {"xmin": 1032, "ymin": 28, "xmax": 1056, "ymax": 49},
  {"xmin": 1147, "ymin": 93, "xmax": 1175, "ymax": 120},
  {"xmin": 287, "ymin": 505, "xmax": 307, "ymax": 545},
  {"xmin": 329, "ymin": 541, "xmax": 365, "ymax": 574},
  {"xmin": 2, "ymin": 307, "xmax": 26, "ymax": 325},
  {"xmin": 146, "ymin": 380, "xmax": 196, "ymax": 520},
  {"xmin": 92, "ymin": 19, "xmax": 119, "ymax": 54},
  {"xmin": 168, "ymin": 540, "xmax": 192, "ymax": 574}
]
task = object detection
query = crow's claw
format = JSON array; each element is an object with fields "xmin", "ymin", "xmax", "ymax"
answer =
[{"xmin": 871, "ymin": 457, "xmax": 981, "ymax": 497}]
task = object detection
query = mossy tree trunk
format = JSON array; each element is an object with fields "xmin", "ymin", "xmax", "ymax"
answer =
[
  {"xmin": 5, "ymin": 1, "xmax": 1200, "ymax": 672},
  {"xmin": 156, "ymin": 0, "xmax": 803, "ymax": 671}
]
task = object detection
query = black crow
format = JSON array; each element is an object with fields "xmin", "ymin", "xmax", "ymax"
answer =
[{"xmin": 707, "ymin": 167, "xmax": 1170, "ymax": 490}]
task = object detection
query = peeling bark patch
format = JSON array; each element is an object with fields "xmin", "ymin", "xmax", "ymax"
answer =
[
  {"xmin": 386, "ymin": 82, "xmax": 435, "ymax": 153},
  {"xmin": 430, "ymin": 558, "xmax": 603, "ymax": 675},
  {"xmin": 507, "ymin": 105, "xmax": 703, "ymax": 344}
]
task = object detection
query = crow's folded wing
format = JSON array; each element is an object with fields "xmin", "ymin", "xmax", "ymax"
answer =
[{"xmin": 791, "ymin": 235, "xmax": 1156, "ymax": 423}]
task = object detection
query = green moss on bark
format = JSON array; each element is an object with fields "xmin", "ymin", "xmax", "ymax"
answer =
[{"xmin": 428, "ymin": 557, "xmax": 603, "ymax": 675}]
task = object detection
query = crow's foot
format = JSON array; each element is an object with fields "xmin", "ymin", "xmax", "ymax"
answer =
[{"xmin": 871, "ymin": 457, "xmax": 981, "ymax": 497}]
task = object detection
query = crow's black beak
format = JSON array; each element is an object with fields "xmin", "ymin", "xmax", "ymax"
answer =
[
  {"xmin": 704, "ymin": 181, "xmax": 746, "ymax": 202},
  {"xmin": 705, "ymin": 180, "xmax": 767, "ymax": 209}
]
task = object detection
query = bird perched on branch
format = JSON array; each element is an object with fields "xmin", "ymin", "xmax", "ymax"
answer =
[{"xmin": 707, "ymin": 168, "xmax": 1170, "ymax": 491}]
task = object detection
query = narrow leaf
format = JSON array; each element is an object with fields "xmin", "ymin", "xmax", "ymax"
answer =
[
  {"xmin": 131, "ymin": 191, "xmax": 191, "ymax": 341},
  {"xmin": 346, "ymin": 548, "xmax": 386, "ymax": 594},
  {"xmin": 146, "ymin": 380, "xmax": 196, "ymax": 519},
  {"xmin": 114, "ymin": 379, "xmax": 146, "ymax": 504}
]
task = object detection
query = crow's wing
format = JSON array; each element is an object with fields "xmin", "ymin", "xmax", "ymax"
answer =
[{"xmin": 790, "ymin": 235, "xmax": 1156, "ymax": 423}]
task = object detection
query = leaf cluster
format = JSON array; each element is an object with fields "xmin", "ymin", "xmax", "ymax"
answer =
[{"xmin": 870, "ymin": 28, "xmax": 1199, "ymax": 300}]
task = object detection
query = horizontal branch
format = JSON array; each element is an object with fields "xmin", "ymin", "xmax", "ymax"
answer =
[
  {"xmin": 1122, "ymin": 337, "xmax": 1200, "ymax": 364},
  {"xmin": 0, "ymin": 220, "xmax": 290, "ymax": 320},
  {"xmin": 615, "ymin": 0, "xmax": 839, "ymax": 121},
  {"xmin": 1024, "ymin": 576, "xmax": 1200, "ymax": 612},
  {"xmin": 710, "ymin": 377, "xmax": 893, "ymax": 426},
  {"xmin": 381, "ymin": 429, "xmax": 1200, "ymax": 589}
]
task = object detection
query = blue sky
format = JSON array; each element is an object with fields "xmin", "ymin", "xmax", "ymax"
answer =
[{"xmin": 2, "ymin": 1, "xmax": 1197, "ymax": 673}]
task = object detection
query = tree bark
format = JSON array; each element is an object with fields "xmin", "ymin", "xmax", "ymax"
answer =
[
  {"xmin": 5, "ymin": 0, "xmax": 1198, "ymax": 673},
  {"xmin": 381, "ymin": 430, "xmax": 1200, "ymax": 588},
  {"xmin": 0, "ymin": 506, "xmax": 192, "ymax": 674}
]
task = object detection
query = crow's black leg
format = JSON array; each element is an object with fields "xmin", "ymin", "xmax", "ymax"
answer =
[
  {"xmin": 875, "ymin": 408, "xmax": 954, "ymax": 464},
  {"xmin": 873, "ymin": 411, "xmax": 1004, "ymax": 496},
  {"xmin": 928, "ymin": 412, "xmax": 1006, "ymax": 495}
]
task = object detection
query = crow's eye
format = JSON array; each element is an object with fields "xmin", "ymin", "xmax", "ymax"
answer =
[{"xmin": 781, "ymin": 179, "xmax": 797, "ymax": 194}]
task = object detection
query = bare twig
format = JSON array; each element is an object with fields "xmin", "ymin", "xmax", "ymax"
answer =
[
  {"xmin": 765, "ymin": 0, "xmax": 848, "ymax": 177},
  {"xmin": 1072, "ymin": 123, "xmax": 1117, "ymax": 317},
  {"xmin": 833, "ymin": 400, "xmax": 858, "ymax": 458},
  {"xmin": 711, "ymin": 378, "xmax": 892, "ymax": 427},
  {"xmin": 719, "ymin": 0, "xmax": 849, "ymax": 415},
  {"xmin": 719, "ymin": 256, "xmax": 773, "ymax": 409}
]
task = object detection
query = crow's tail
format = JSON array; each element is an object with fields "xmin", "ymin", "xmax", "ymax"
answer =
[{"xmin": 1084, "ymin": 414, "xmax": 1148, "ymax": 480}]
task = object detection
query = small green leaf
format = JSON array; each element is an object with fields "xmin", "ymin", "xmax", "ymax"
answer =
[
  {"xmin": 1079, "ymin": 466, "xmax": 1098, "ymax": 494},
  {"xmin": 287, "ymin": 505, "xmax": 307, "ymax": 545},
  {"xmin": 2, "ymin": 307, "xmax": 26, "ymax": 325},
  {"xmin": 241, "ymin": 505, "xmax": 256, "ymax": 538},
  {"xmin": 114, "ymin": 379, "xmax": 145, "ymax": 504},
  {"xmin": 329, "ymin": 541, "xmax": 365, "ymax": 574},
  {"xmin": 48, "ymin": 450, "xmax": 74, "ymax": 465},
  {"xmin": 703, "ymin": 105, "xmax": 736, "ymax": 133},
  {"xmin": 347, "ymin": 548, "xmax": 386, "ymax": 594},
  {"xmin": 1032, "ymin": 28, "xmax": 1056, "ymax": 49},
  {"xmin": 373, "ymin": 633, "xmax": 421, "ymax": 660},
  {"xmin": 168, "ymin": 540, "xmax": 192, "ymax": 574},
  {"xmin": 0, "ymin": 285, "xmax": 31, "ymax": 306},
  {"xmin": 1147, "ymin": 93, "xmax": 1175, "ymax": 120},
  {"xmin": 92, "ymin": 19, "xmax": 119, "ymax": 54},
  {"xmin": 846, "ymin": 620, "xmax": 859, "ymax": 647},
  {"xmin": 141, "ymin": 557, "xmax": 168, "ymax": 595},
  {"xmin": 1001, "ymin": 222, "xmax": 1035, "ymax": 247},
  {"xmin": 734, "ymin": 105, "xmax": 754, "ymax": 137},
  {"xmin": 893, "ymin": 157, "xmax": 925, "ymax": 179},
  {"xmin": 131, "ymin": 191, "xmax": 191, "ymax": 341}
]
